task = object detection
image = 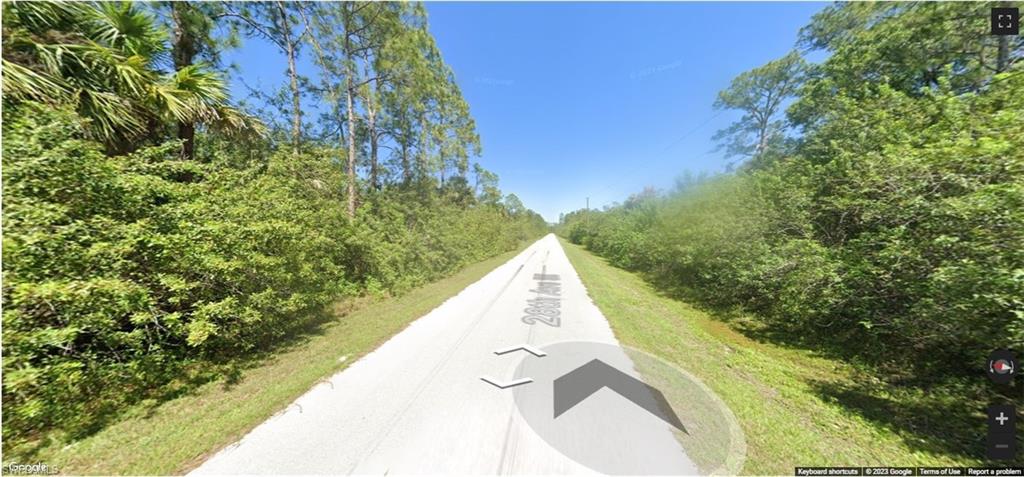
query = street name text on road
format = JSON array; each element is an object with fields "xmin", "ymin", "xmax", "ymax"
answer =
[{"xmin": 522, "ymin": 271, "xmax": 562, "ymax": 327}]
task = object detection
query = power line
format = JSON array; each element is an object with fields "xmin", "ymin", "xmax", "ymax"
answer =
[{"xmin": 658, "ymin": 109, "xmax": 726, "ymax": 154}]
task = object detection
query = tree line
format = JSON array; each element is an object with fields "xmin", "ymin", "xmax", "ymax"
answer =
[
  {"xmin": 561, "ymin": 2, "xmax": 1022, "ymax": 388},
  {"xmin": 1, "ymin": 1, "xmax": 546, "ymax": 452}
]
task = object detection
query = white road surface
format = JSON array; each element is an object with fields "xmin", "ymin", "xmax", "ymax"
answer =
[{"xmin": 191, "ymin": 234, "xmax": 697, "ymax": 475}]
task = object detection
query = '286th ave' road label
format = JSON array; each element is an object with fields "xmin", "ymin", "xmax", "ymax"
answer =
[{"xmin": 522, "ymin": 270, "xmax": 561, "ymax": 327}]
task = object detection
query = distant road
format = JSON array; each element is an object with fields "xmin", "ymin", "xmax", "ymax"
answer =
[{"xmin": 191, "ymin": 234, "xmax": 697, "ymax": 475}]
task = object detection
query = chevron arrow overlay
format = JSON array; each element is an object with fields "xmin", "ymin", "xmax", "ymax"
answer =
[
  {"xmin": 553, "ymin": 359, "xmax": 686, "ymax": 432},
  {"xmin": 480, "ymin": 376, "xmax": 533, "ymax": 389},
  {"xmin": 493, "ymin": 344, "xmax": 547, "ymax": 357}
]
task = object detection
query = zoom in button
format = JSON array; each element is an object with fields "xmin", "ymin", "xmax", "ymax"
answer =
[{"xmin": 986, "ymin": 404, "xmax": 1017, "ymax": 461}]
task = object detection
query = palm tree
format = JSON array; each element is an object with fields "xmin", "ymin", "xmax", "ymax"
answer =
[{"xmin": 2, "ymin": 1, "xmax": 262, "ymax": 154}]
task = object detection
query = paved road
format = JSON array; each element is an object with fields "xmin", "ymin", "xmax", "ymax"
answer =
[{"xmin": 192, "ymin": 234, "xmax": 697, "ymax": 475}]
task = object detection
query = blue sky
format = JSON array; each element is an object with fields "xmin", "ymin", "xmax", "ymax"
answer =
[{"xmin": 224, "ymin": 2, "xmax": 827, "ymax": 222}]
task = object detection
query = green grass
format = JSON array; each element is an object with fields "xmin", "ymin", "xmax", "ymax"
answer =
[
  {"xmin": 19, "ymin": 246, "xmax": 530, "ymax": 476},
  {"xmin": 559, "ymin": 238, "xmax": 986, "ymax": 474}
]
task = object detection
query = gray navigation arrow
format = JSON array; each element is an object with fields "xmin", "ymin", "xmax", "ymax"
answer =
[
  {"xmin": 553, "ymin": 359, "xmax": 687, "ymax": 432},
  {"xmin": 494, "ymin": 344, "xmax": 547, "ymax": 357},
  {"xmin": 481, "ymin": 376, "xmax": 533, "ymax": 389}
]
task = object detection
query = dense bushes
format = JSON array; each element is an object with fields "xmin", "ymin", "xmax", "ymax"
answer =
[
  {"xmin": 1, "ymin": 104, "xmax": 546, "ymax": 445},
  {"xmin": 1, "ymin": 0, "xmax": 549, "ymax": 455},
  {"xmin": 563, "ymin": 70, "xmax": 1023, "ymax": 381},
  {"xmin": 563, "ymin": 2, "xmax": 1024, "ymax": 382}
]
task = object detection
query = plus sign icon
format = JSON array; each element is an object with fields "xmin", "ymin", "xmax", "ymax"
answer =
[
  {"xmin": 987, "ymin": 404, "xmax": 1017, "ymax": 461},
  {"xmin": 996, "ymin": 413, "xmax": 1009, "ymax": 426}
]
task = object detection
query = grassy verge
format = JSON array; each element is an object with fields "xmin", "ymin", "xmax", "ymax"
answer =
[
  {"xmin": 559, "ymin": 238, "xmax": 985, "ymax": 474},
  {"xmin": 21, "ymin": 245, "xmax": 531, "ymax": 476}
]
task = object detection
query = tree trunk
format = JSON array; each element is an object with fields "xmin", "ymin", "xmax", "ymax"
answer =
[
  {"xmin": 279, "ymin": 2, "xmax": 302, "ymax": 155},
  {"xmin": 367, "ymin": 96, "xmax": 378, "ymax": 190},
  {"xmin": 344, "ymin": 7, "xmax": 357, "ymax": 218},
  {"xmin": 346, "ymin": 83, "xmax": 357, "ymax": 217},
  {"xmin": 417, "ymin": 111, "xmax": 427, "ymax": 182},
  {"xmin": 996, "ymin": 0, "xmax": 1012, "ymax": 74},
  {"xmin": 171, "ymin": 2, "xmax": 197, "ymax": 160},
  {"xmin": 755, "ymin": 90, "xmax": 773, "ymax": 159},
  {"xmin": 178, "ymin": 122, "xmax": 196, "ymax": 160},
  {"xmin": 996, "ymin": 35, "xmax": 1010, "ymax": 73},
  {"xmin": 287, "ymin": 44, "xmax": 301, "ymax": 153},
  {"xmin": 401, "ymin": 141, "xmax": 410, "ymax": 185},
  {"xmin": 756, "ymin": 121, "xmax": 768, "ymax": 157}
]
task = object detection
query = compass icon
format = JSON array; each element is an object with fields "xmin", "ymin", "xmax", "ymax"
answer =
[
  {"xmin": 991, "ymin": 359, "xmax": 1014, "ymax": 375},
  {"xmin": 988, "ymin": 349, "xmax": 1018, "ymax": 384}
]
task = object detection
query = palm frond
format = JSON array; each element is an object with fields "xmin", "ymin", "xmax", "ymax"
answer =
[
  {"xmin": 148, "ymin": 81, "xmax": 194, "ymax": 123},
  {"xmin": 210, "ymin": 106, "xmax": 269, "ymax": 138},
  {"xmin": 172, "ymin": 65, "xmax": 229, "ymax": 107},
  {"xmin": 4, "ymin": 0, "xmax": 249, "ymax": 151},
  {"xmin": 111, "ymin": 55, "xmax": 155, "ymax": 98},
  {"xmin": 76, "ymin": 89, "xmax": 147, "ymax": 141},
  {"xmin": 84, "ymin": 1, "xmax": 167, "ymax": 63},
  {"xmin": 1, "ymin": 59, "xmax": 72, "ymax": 102},
  {"xmin": 3, "ymin": 1, "xmax": 88, "ymax": 34}
]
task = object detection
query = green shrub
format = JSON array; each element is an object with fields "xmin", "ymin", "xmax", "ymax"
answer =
[
  {"xmin": 1, "ymin": 104, "xmax": 547, "ymax": 446},
  {"xmin": 562, "ymin": 73, "xmax": 1024, "ymax": 381}
]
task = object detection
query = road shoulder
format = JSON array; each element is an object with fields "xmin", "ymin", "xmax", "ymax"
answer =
[
  {"xmin": 24, "ymin": 244, "xmax": 536, "ymax": 476},
  {"xmin": 558, "ymin": 238, "xmax": 978, "ymax": 473}
]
